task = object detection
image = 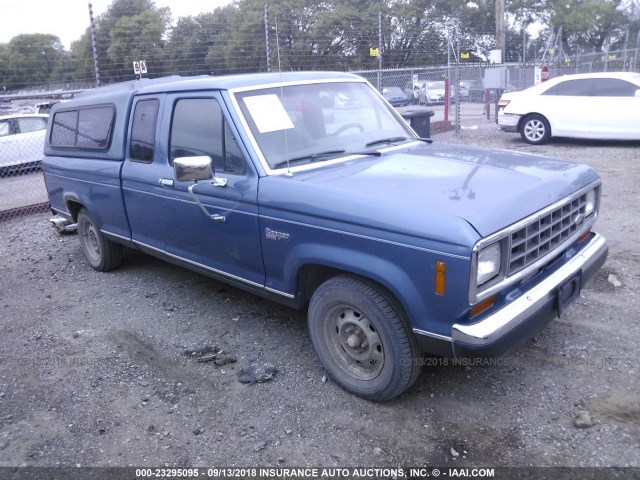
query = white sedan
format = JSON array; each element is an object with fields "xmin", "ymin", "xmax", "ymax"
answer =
[
  {"xmin": 0, "ymin": 114, "xmax": 49, "ymax": 173},
  {"xmin": 498, "ymin": 72, "xmax": 640, "ymax": 144}
]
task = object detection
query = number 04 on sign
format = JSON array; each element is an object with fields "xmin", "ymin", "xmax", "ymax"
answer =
[{"xmin": 132, "ymin": 61, "xmax": 148, "ymax": 76}]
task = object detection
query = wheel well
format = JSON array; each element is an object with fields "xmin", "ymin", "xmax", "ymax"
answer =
[
  {"xmin": 296, "ymin": 264, "xmax": 406, "ymax": 317},
  {"xmin": 66, "ymin": 200, "xmax": 84, "ymax": 222},
  {"xmin": 297, "ymin": 264, "xmax": 345, "ymax": 306}
]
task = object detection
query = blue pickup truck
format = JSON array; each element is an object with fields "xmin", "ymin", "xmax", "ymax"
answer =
[{"xmin": 42, "ymin": 72, "xmax": 608, "ymax": 401}]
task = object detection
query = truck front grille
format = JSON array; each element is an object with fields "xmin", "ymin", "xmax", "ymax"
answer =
[{"xmin": 508, "ymin": 193, "xmax": 588, "ymax": 275}]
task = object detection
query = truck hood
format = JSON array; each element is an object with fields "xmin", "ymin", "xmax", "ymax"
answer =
[{"xmin": 260, "ymin": 143, "xmax": 600, "ymax": 240}]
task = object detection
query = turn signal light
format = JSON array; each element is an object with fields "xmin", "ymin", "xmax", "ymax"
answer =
[
  {"xmin": 435, "ymin": 261, "xmax": 446, "ymax": 296},
  {"xmin": 578, "ymin": 229, "xmax": 591, "ymax": 243},
  {"xmin": 471, "ymin": 295, "xmax": 497, "ymax": 318}
]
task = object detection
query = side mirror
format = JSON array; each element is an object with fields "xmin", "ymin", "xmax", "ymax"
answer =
[{"xmin": 173, "ymin": 156, "xmax": 213, "ymax": 182}]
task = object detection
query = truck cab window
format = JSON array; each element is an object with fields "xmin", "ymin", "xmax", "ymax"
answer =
[{"xmin": 169, "ymin": 98, "xmax": 245, "ymax": 174}]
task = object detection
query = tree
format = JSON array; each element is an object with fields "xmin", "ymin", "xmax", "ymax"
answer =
[
  {"xmin": 168, "ymin": 13, "xmax": 220, "ymax": 76},
  {"xmin": 66, "ymin": 29, "xmax": 99, "ymax": 86},
  {"xmin": 106, "ymin": 8, "xmax": 171, "ymax": 80},
  {"xmin": 0, "ymin": 44, "xmax": 11, "ymax": 91},
  {"xmin": 3, "ymin": 34, "xmax": 65, "ymax": 90},
  {"xmin": 89, "ymin": 0, "xmax": 171, "ymax": 82},
  {"xmin": 547, "ymin": 0, "xmax": 629, "ymax": 54}
]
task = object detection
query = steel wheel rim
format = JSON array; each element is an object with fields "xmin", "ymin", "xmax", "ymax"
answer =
[
  {"xmin": 524, "ymin": 120, "xmax": 545, "ymax": 141},
  {"xmin": 324, "ymin": 305, "xmax": 384, "ymax": 381},
  {"xmin": 81, "ymin": 220, "xmax": 101, "ymax": 263}
]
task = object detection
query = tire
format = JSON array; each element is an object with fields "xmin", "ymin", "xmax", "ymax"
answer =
[
  {"xmin": 77, "ymin": 208, "xmax": 123, "ymax": 271},
  {"xmin": 307, "ymin": 275, "xmax": 422, "ymax": 401},
  {"xmin": 520, "ymin": 114, "xmax": 551, "ymax": 145}
]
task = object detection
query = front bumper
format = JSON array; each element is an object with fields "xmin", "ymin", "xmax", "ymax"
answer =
[{"xmin": 451, "ymin": 232, "xmax": 608, "ymax": 359}]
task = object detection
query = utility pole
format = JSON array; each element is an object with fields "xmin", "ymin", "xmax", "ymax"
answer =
[{"xmin": 495, "ymin": 0, "xmax": 505, "ymax": 63}]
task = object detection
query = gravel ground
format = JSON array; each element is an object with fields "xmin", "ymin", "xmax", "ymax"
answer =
[{"xmin": 0, "ymin": 123, "xmax": 639, "ymax": 473}]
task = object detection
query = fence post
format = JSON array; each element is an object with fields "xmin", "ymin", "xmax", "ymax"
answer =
[
  {"xmin": 88, "ymin": 2, "xmax": 100, "ymax": 87},
  {"xmin": 377, "ymin": 11, "xmax": 382, "ymax": 91},
  {"xmin": 264, "ymin": 4, "xmax": 270, "ymax": 73},
  {"xmin": 444, "ymin": 75, "xmax": 449, "ymax": 123},
  {"xmin": 454, "ymin": 63, "xmax": 460, "ymax": 135}
]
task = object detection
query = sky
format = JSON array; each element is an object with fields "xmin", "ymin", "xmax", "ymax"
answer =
[{"xmin": 0, "ymin": 0, "xmax": 232, "ymax": 49}]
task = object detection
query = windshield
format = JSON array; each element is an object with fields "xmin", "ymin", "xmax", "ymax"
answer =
[
  {"xmin": 234, "ymin": 81, "xmax": 415, "ymax": 170},
  {"xmin": 427, "ymin": 81, "xmax": 445, "ymax": 89}
]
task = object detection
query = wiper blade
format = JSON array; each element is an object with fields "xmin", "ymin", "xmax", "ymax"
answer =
[
  {"xmin": 273, "ymin": 150, "xmax": 346, "ymax": 169},
  {"xmin": 273, "ymin": 149, "xmax": 381, "ymax": 169},
  {"xmin": 365, "ymin": 136, "xmax": 433, "ymax": 147}
]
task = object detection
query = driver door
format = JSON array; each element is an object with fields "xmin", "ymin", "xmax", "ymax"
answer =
[{"xmin": 122, "ymin": 92, "xmax": 265, "ymax": 287}]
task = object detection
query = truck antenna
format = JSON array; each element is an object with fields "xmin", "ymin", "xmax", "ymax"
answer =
[{"xmin": 275, "ymin": 16, "xmax": 292, "ymax": 177}]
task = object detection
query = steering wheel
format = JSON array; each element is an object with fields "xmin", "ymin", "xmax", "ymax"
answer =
[{"xmin": 331, "ymin": 123, "xmax": 364, "ymax": 136}]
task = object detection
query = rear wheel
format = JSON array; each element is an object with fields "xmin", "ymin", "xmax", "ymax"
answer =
[
  {"xmin": 77, "ymin": 208, "xmax": 123, "ymax": 271},
  {"xmin": 520, "ymin": 114, "xmax": 551, "ymax": 145},
  {"xmin": 308, "ymin": 275, "xmax": 422, "ymax": 401}
]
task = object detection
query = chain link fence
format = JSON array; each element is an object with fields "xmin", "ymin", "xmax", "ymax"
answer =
[
  {"xmin": 0, "ymin": 104, "xmax": 50, "ymax": 222},
  {"xmin": 2, "ymin": 49, "xmax": 640, "ymax": 223}
]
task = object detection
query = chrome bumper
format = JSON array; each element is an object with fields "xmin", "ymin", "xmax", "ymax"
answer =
[{"xmin": 452, "ymin": 233, "xmax": 608, "ymax": 355}]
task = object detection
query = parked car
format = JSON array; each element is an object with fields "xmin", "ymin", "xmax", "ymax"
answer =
[
  {"xmin": 405, "ymin": 80, "xmax": 467, "ymax": 104},
  {"xmin": 0, "ymin": 114, "xmax": 49, "ymax": 174},
  {"xmin": 381, "ymin": 86, "xmax": 409, "ymax": 107},
  {"xmin": 461, "ymin": 80, "xmax": 519, "ymax": 103},
  {"xmin": 461, "ymin": 80, "xmax": 486, "ymax": 102},
  {"xmin": 424, "ymin": 81, "xmax": 446, "ymax": 104},
  {"xmin": 451, "ymin": 82, "xmax": 470, "ymax": 102},
  {"xmin": 404, "ymin": 80, "xmax": 447, "ymax": 105},
  {"xmin": 498, "ymin": 72, "xmax": 640, "ymax": 144},
  {"xmin": 43, "ymin": 72, "xmax": 607, "ymax": 401},
  {"xmin": 404, "ymin": 80, "xmax": 422, "ymax": 104}
]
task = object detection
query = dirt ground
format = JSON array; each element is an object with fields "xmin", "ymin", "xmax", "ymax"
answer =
[{"xmin": 0, "ymin": 123, "xmax": 639, "ymax": 473}]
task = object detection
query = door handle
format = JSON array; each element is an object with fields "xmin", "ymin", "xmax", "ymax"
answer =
[
  {"xmin": 160, "ymin": 178, "xmax": 174, "ymax": 188},
  {"xmin": 212, "ymin": 177, "xmax": 227, "ymax": 187}
]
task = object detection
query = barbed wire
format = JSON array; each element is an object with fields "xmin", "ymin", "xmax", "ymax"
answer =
[{"xmin": 1, "ymin": 3, "xmax": 639, "ymax": 92}]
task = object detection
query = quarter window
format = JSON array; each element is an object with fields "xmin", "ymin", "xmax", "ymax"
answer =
[
  {"xmin": 593, "ymin": 78, "xmax": 638, "ymax": 97},
  {"xmin": 129, "ymin": 99, "xmax": 159, "ymax": 162},
  {"xmin": 0, "ymin": 120, "xmax": 11, "ymax": 137}
]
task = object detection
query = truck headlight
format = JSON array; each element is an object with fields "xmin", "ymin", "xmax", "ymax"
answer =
[
  {"xmin": 477, "ymin": 242, "xmax": 501, "ymax": 286},
  {"xmin": 585, "ymin": 189, "xmax": 596, "ymax": 217}
]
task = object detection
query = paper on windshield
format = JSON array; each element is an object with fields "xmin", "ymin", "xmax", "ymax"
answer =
[{"xmin": 243, "ymin": 94, "xmax": 295, "ymax": 134}]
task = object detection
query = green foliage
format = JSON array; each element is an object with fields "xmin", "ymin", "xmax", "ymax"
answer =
[
  {"xmin": 106, "ymin": 8, "xmax": 170, "ymax": 79},
  {"xmin": 169, "ymin": 11, "xmax": 230, "ymax": 76},
  {"xmin": 548, "ymin": 0, "xmax": 630, "ymax": 54},
  {"xmin": 2, "ymin": 34, "xmax": 66, "ymax": 90},
  {"xmin": 0, "ymin": 0, "xmax": 638, "ymax": 90}
]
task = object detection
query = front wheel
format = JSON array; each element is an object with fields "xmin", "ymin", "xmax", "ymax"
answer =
[
  {"xmin": 520, "ymin": 114, "xmax": 551, "ymax": 145},
  {"xmin": 77, "ymin": 208, "xmax": 123, "ymax": 271},
  {"xmin": 307, "ymin": 275, "xmax": 422, "ymax": 401}
]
